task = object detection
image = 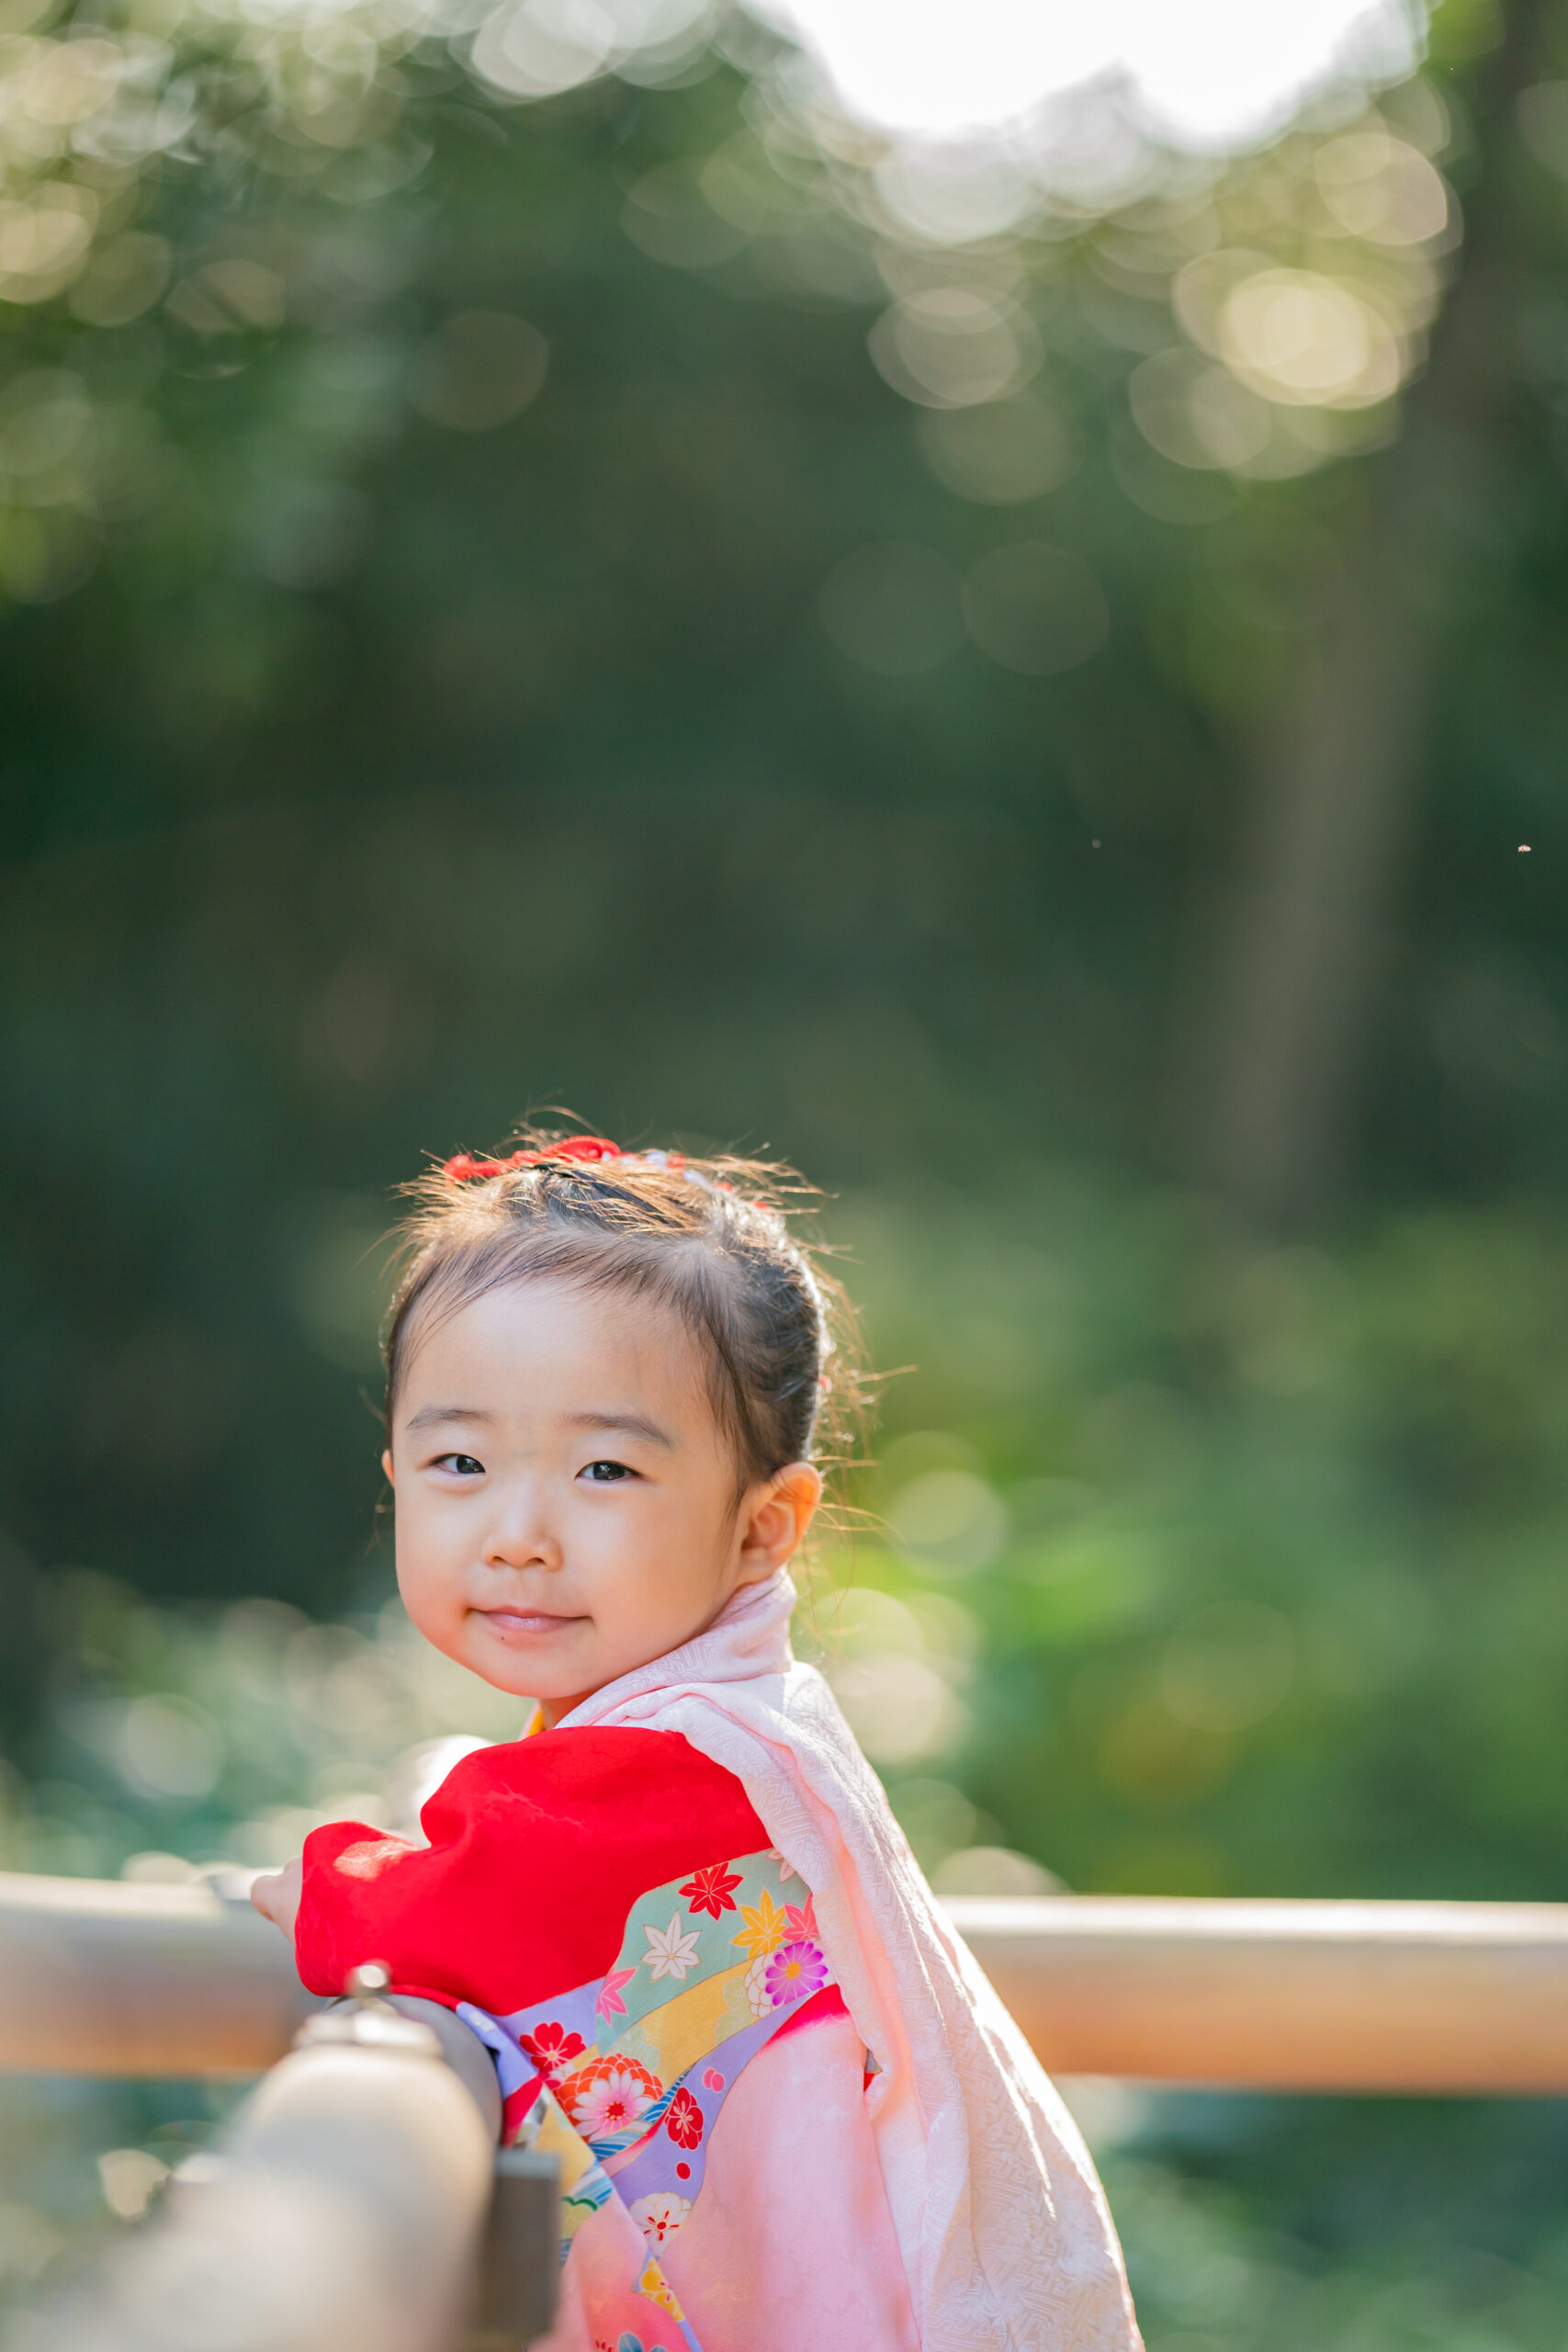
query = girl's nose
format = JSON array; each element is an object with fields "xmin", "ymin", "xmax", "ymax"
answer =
[{"xmin": 480, "ymin": 1496, "xmax": 561, "ymax": 1572}]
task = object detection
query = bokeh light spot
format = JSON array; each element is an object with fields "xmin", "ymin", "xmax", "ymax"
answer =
[
  {"xmin": 818, "ymin": 539, "xmax": 964, "ymax": 675},
  {"xmin": 1219, "ymin": 268, "xmax": 1400, "ymax": 409},
  {"xmin": 68, "ymin": 232, "xmax": 171, "ymax": 328},
  {"xmin": 963, "ymin": 540, "xmax": 1108, "ymax": 675},
  {"xmin": 407, "ymin": 311, "xmax": 549, "ymax": 432},
  {"xmin": 117, "ymin": 1695, "xmax": 223, "ymax": 1802},
  {"xmin": 917, "ymin": 394, "xmax": 1076, "ymax": 503},
  {"xmin": 868, "ymin": 288, "xmax": 1039, "ymax": 411},
  {"xmin": 1128, "ymin": 346, "xmax": 1272, "ymax": 471},
  {"xmin": 1160, "ymin": 1601, "xmax": 1297, "ymax": 1735}
]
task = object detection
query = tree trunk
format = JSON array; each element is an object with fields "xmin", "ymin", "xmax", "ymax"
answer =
[{"xmin": 1178, "ymin": 1, "xmax": 1544, "ymax": 1227}]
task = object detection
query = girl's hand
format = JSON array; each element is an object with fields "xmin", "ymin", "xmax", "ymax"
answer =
[{"xmin": 250, "ymin": 1858, "xmax": 302, "ymax": 1941}]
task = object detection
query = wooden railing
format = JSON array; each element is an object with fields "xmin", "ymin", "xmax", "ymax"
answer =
[
  {"xmin": 5, "ymin": 1869, "xmax": 1568, "ymax": 2093},
  {"xmin": 956, "ymin": 1893, "xmax": 1568, "ymax": 2094},
  {"xmin": 12, "ymin": 1871, "xmax": 1568, "ymax": 2352}
]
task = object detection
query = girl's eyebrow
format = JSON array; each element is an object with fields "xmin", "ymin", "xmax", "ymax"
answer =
[
  {"xmin": 404, "ymin": 1404, "xmax": 498, "ymax": 1433},
  {"xmin": 569, "ymin": 1409, "xmax": 677, "ymax": 1452}
]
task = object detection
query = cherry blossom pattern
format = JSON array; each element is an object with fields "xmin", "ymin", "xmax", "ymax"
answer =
[
  {"xmin": 701, "ymin": 2067, "xmax": 724, "ymax": 2093},
  {"xmin": 680, "ymin": 1861, "xmax": 742, "ymax": 1919},
  {"xmin": 595, "ymin": 1964, "xmax": 637, "ymax": 2022},
  {"xmin": 558, "ymin": 2056, "xmax": 663, "ymax": 2143},
  {"xmin": 517, "ymin": 2021, "xmax": 586, "ymax": 2085},
  {"xmin": 643, "ymin": 1912, "xmax": 702, "ymax": 1983},
  {"xmin": 664, "ymin": 2087, "xmax": 703, "ymax": 2150},
  {"xmin": 629, "ymin": 2191, "xmax": 692, "ymax": 2247},
  {"xmin": 745, "ymin": 1939, "xmax": 829, "ymax": 2020}
]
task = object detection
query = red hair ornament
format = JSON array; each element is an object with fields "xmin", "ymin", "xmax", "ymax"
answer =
[{"xmin": 442, "ymin": 1137, "xmax": 623, "ymax": 1182}]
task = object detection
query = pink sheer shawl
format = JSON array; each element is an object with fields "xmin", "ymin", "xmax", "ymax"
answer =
[{"xmin": 559, "ymin": 1570, "xmax": 1142, "ymax": 2352}]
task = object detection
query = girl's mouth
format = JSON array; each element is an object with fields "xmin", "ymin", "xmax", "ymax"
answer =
[{"xmin": 476, "ymin": 1607, "xmax": 584, "ymax": 1638}]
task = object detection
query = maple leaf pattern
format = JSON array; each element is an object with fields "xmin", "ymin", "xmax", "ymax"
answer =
[
  {"xmin": 732, "ymin": 1887, "xmax": 789, "ymax": 1961},
  {"xmin": 784, "ymin": 1893, "xmax": 818, "ymax": 1939},
  {"xmin": 680, "ymin": 1861, "xmax": 742, "ymax": 1919},
  {"xmin": 644, "ymin": 1912, "xmax": 703, "ymax": 1982},
  {"xmin": 594, "ymin": 1963, "xmax": 637, "ymax": 2021}
]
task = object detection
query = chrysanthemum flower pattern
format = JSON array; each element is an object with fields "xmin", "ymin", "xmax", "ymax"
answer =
[
  {"xmin": 745, "ymin": 1937, "xmax": 829, "ymax": 2018},
  {"xmin": 558, "ymin": 2055, "xmax": 664, "ymax": 2143}
]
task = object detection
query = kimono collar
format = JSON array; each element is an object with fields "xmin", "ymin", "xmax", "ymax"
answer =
[{"xmin": 558, "ymin": 1568, "xmax": 797, "ymax": 1727}]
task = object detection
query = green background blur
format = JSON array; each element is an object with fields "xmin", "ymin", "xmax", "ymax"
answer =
[{"xmin": 8, "ymin": 0, "xmax": 1568, "ymax": 2338}]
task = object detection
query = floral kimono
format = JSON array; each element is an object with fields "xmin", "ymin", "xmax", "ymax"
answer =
[{"xmin": 296, "ymin": 1574, "xmax": 1141, "ymax": 2352}]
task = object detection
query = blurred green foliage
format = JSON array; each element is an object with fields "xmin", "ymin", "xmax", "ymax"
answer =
[
  {"xmin": 6, "ymin": 0, "xmax": 1568, "ymax": 2338},
  {"xmin": 9, "ymin": 1182, "xmax": 1568, "ymax": 2345}
]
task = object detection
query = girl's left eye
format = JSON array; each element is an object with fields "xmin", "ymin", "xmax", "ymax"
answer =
[{"xmin": 580, "ymin": 1460, "xmax": 635, "ymax": 1484}]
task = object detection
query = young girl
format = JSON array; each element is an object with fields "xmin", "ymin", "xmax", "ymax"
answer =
[{"xmin": 252, "ymin": 1132, "xmax": 1140, "ymax": 2352}]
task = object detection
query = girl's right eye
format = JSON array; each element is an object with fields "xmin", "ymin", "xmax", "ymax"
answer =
[{"xmin": 434, "ymin": 1453, "xmax": 485, "ymax": 1476}]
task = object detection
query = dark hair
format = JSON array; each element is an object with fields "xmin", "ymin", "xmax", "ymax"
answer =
[{"xmin": 382, "ymin": 1127, "xmax": 866, "ymax": 1504}]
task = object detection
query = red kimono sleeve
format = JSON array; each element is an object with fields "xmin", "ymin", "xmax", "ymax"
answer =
[{"xmin": 295, "ymin": 1725, "xmax": 770, "ymax": 2015}]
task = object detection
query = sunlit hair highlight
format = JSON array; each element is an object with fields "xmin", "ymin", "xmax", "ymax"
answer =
[{"xmin": 382, "ymin": 1126, "xmax": 867, "ymax": 1510}]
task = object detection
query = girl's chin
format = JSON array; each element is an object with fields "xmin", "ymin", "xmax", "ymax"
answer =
[{"xmin": 473, "ymin": 1663, "xmax": 578, "ymax": 1706}]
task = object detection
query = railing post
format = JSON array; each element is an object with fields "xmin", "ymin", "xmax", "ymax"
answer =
[
  {"xmin": 38, "ymin": 1964, "xmax": 558, "ymax": 2352},
  {"xmin": 468, "ymin": 2150, "xmax": 560, "ymax": 2352}
]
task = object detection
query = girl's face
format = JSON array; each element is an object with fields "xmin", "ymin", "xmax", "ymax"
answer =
[{"xmin": 383, "ymin": 1276, "xmax": 819, "ymax": 1725}]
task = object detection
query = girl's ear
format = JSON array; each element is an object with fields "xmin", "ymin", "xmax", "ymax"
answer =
[
  {"xmin": 381, "ymin": 1449, "xmax": 395, "ymax": 1485},
  {"xmin": 736, "ymin": 1463, "xmax": 821, "ymax": 1582}
]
